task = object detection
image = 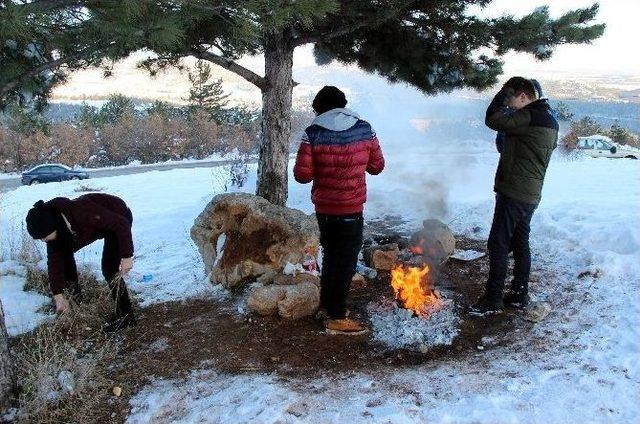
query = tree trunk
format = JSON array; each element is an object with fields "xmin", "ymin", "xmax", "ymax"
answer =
[
  {"xmin": 256, "ymin": 29, "xmax": 294, "ymax": 206},
  {"xmin": 0, "ymin": 300, "xmax": 14, "ymax": 409}
]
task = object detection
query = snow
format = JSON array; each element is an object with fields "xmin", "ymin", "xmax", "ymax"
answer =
[
  {"xmin": 1, "ymin": 121, "xmax": 639, "ymax": 421},
  {"xmin": 0, "ymin": 274, "xmax": 51, "ymax": 336},
  {"xmin": 451, "ymin": 249, "xmax": 486, "ymax": 261}
]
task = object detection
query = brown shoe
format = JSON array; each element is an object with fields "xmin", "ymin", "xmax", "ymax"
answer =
[{"xmin": 325, "ymin": 318, "xmax": 368, "ymax": 335}]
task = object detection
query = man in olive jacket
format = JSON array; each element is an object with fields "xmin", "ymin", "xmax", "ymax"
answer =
[{"xmin": 472, "ymin": 77, "xmax": 558, "ymax": 314}]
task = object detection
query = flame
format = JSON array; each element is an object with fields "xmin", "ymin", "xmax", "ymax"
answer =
[{"xmin": 390, "ymin": 264, "xmax": 438, "ymax": 314}]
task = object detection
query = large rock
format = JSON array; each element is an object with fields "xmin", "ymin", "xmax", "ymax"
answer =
[
  {"xmin": 410, "ymin": 219, "xmax": 455, "ymax": 264},
  {"xmin": 248, "ymin": 282, "xmax": 320, "ymax": 319},
  {"xmin": 191, "ymin": 193, "xmax": 320, "ymax": 288},
  {"xmin": 277, "ymin": 282, "xmax": 320, "ymax": 319}
]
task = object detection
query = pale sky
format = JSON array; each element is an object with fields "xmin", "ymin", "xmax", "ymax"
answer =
[{"xmin": 477, "ymin": 0, "xmax": 640, "ymax": 75}]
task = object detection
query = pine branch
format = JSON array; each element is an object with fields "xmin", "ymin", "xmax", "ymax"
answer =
[
  {"xmin": 0, "ymin": 39, "xmax": 110, "ymax": 102},
  {"xmin": 293, "ymin": 0, "xmax": 422, "ymax": 46},
  {"xmin": 189, "ymin": 47, "xmax": 267, "ymax": 90},
  {"xmin": 0, "ymin": 52, "xmax": 76, "ymax": 100}
]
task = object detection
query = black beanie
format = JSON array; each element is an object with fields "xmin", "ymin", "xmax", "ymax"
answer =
[
  {"xmin": 26, "ymin": 200, "xmax": 57, "ymax": 240},
  {"xmin": 312, "ymin": 86, "xmax": 347, "ymax": 115}
]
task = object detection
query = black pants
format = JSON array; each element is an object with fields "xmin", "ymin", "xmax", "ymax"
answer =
[
  {"xmin": 102, "ymin": 232, "xmax": 133, "ymax": 317},
  {"xmin": 486, "ymin": 194, "xmax": 537, "ymax": 297},
  {"xmin": 317, "ymin": 212, "xmax": 364, "ymax": 319}
]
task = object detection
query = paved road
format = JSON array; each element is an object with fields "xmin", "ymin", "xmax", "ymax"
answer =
[{"xmin": 0, "ymin": 158, "xmax": 245, "ymax": 194}]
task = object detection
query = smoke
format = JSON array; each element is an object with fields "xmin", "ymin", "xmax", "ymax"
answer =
[{"xmin": 419, "ymin": 178, "xmax": 450, "ymax": 220}]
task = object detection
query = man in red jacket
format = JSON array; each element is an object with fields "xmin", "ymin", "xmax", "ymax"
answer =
[
  {"xmin": 294, "ymin": 86, "xmax": 385, "ymax": 335},
  {"xmin": 25, "ymin": 193, "xmax": 136, "ymax": 332}
]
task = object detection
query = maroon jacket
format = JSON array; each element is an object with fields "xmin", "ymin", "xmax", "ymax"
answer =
[
  {"xmin": 293, "ymin": 108, "xmax": 385, "ymax": 215},
  {"xmin": 45, "ymin": 193, "xmax": 133, "ymax": 294}
]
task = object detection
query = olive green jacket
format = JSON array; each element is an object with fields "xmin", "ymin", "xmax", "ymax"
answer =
[{"xmin": 486, "ymin": 89, "xmax": 559, "ymax": 205}]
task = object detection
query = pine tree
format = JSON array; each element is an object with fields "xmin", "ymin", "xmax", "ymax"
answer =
[
  {"xmin": 1, "ymin": 1, "xmax": 606, "ymax": 205},
  {"xmin": 187, "ymin": 60, "xmax": 230, "ymax": 122},
  {"xmin": 555, "ymin": 101, "xmax": 575, "ymax": 121}
]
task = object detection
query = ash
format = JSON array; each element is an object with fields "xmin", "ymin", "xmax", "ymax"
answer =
[{"xmin": 367, "ymin": 296, "xmax": 460, "ymax": 351}]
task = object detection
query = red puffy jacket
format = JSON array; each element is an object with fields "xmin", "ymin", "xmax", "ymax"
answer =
[{"xmin": 294, "ymin": 108, "xmax": 385, "ymax": 215}]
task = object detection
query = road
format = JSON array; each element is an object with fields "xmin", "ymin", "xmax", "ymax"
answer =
[{"xmin": 0, "ymin": 158, "xmax": 246, "ymax": 194}]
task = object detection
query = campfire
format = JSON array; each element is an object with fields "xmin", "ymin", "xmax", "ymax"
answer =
[{"xmin": 390, "ymin": 263, "xmax": 443, "ymax": 318}]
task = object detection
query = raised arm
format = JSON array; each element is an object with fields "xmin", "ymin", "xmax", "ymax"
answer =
[{"xmin": 485, "ymin": 87, "xmax": 531, "ymax": 133}]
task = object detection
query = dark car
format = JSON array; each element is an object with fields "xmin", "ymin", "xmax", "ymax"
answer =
[{"xmin": 21, "ymin": 164, "xmax": 89, "ymax": 186}]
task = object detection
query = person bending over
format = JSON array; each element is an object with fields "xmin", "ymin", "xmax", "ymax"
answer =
[{"xmin": 26, "ymin": 193, "xmax": 136, "ymax": 332}]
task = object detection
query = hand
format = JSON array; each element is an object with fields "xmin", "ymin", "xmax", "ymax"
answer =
[
  {"xmin": 119, "ymin": 257, "xmax": 133, "ymax": 275},
  {"xmin": 54, "ymin": 294, "xmax": 71, "ymax": 314}
]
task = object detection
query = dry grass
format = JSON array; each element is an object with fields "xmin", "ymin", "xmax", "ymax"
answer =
[
  {"xmin": 12, "ymin": 268, "xmax": 122, "ymax": 423},
  {"xmin": 23, "ymin": 267, "xmax": 50, "ymax": 298}
]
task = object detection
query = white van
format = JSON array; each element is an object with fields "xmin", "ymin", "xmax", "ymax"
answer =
[{"xmin": 576, "ymin": 135, "xmax": 639, "ymax": 159}]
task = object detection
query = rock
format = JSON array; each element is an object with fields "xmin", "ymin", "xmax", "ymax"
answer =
[
  {"xmin": 112, "ymin": 386, "xmax": 122, "ymax": 397},
  {"xmin": 372, "ymin": 248, "xmax": 399, "ymax": 270},
  {"xmin": 273, "ymin": 272, "xmax": 320, "ymax": 287},
  {"xmin": 256, "ymin": 269, "xmax": 278, "ymax": 285},
  {"xmin": 410, "ymin": 219, "xmax": 455, "ymax": 263},
  {"xmin": 247, "ymin": 285, "xmax": 286, "ymax": 316},
  {"xmin": 272, "ymin": 273, "xmax": 295, "ymax": 286},
  {"xmin": 278, "ymin": 283, "xmax": 320, "ymax": 320},
  {"xmin": 363, "ymin": 243, "xmax": 400, "ymax": 270},
  {"xmin": 191, "ymin": 193, "xmax": 319, "ymax": 288},
  {"xmin": 248, "ymin": 282, "xmax": 320, "ymax": 319},
  {"xmin": 293, "ymin": 273, "xmax": 320, "ymax": 286}
]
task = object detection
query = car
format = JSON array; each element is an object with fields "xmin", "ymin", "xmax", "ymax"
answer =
[
  {"xmin": 577, "ymin": 135, "xmax": 640, "ymax": 159},
  {"xmin": 21, "ymin": 164, "xmax": 90, "ymax": 185}
]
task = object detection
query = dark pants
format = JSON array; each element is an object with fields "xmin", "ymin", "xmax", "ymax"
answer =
[
  {"xmin": 486, "ymin": 194, "xmax": 537, "ymax": 297},
  {"xmin": 317, "ymin": 212, "xmax": 364, "ymax": 319},
  {"xmin": 102, "ymin": 233, "xmax": 133, "ymax": 317}
]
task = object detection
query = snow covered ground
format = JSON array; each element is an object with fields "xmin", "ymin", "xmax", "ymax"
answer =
[{"xmin": 1, "ymin": 136, "xmax": 639, "ymax": 421}]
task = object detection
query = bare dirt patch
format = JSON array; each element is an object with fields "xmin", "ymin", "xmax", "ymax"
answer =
[
  {"xmin": 92, "ymin": 236, "xmax": 533, "ymax": 423},
  {"xmin": 8, "ymin": 232, "xmax": 537, "ymax": 423}
]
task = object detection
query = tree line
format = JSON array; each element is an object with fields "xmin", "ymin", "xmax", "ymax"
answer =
[{"xmin": 0, "ymin": 60, "xmax": 312, "ymax": 173}]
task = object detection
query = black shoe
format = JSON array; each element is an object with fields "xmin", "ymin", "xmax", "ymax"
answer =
[
  {"xmin": 103, "ymin": 313, "xmax": 136, "ymax": 333},
  {"xmin": 503, "ymin": 291, "xmax": 530, "ymax": 309},
  {"xmin": 470, "ymin": 295, "xmax": 504, "ymax": 315}
]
